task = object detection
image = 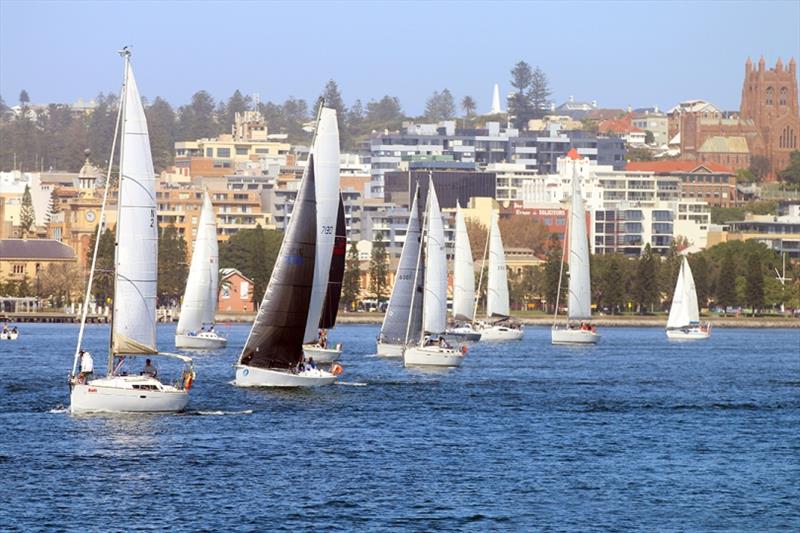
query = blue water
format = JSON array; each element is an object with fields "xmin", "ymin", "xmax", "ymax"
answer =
[{"xmin": 1, "ymin": 323, "xmax": 798, "ymax": 531}]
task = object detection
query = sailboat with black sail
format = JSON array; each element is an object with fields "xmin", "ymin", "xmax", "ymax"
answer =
[
  {"xmin": 69, "ymin": 49, "xmax": 195, "ymax": 413},
  {"xmin": 175, "ymin": 191, "xmax": 226, "ymax": 349},
  {"xmin": 234, "ymin": 106, "xmax": 342, "ymax": 387},
  {"xmin": 377, "ymin": 184, "xmax": 424, "ymax": 357}
]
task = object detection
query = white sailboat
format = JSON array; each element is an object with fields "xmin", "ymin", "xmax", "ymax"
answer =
[
  {"xmin": 235, "ymin": 106, "xmax": 343, "ymax": 387},
  {"xmin": 1, "ymin": 325, "xmax": 19, "ymax": 340},
  {"xmin": 377, "ymin": 184, "xmax": 424, "ymax": 357},
  {"xmin": 444, "ymin": 202, "xmax": 482, "ymax": 342},
  {"xmin": 70, "ymin": 50, "xmax": 195, "ymax": 413},
  {"xmin": 666, "ymin": 255, "xmax": 711, "ymax": 340},
  {"xmin": 175, "ymin": 191, "xmax": 226, "ymax": 349},
  {"xmin": 404, "ymin": 180, "xmax": 465, "ymax": 368},
  {"xmin": 476, "ymin": 211, "xmax": 523, "ymax": 341},
  {"xmin": 552, "ymin": 153, "xmax": 599, "ymax": 345}
]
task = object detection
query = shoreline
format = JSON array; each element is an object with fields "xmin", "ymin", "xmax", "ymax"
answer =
[{"xmin": 3, "ymin": 312, "xmax": 798, "ymax": 328}]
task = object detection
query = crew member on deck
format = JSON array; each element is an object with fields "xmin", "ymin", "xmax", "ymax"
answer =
[
  {"xmin": 142, "ymin": 359, "xmax": 157, "ymax": 378},
  {"xmin": 78, "ymin": 350, "xmax": 94, "ymax": 383}
]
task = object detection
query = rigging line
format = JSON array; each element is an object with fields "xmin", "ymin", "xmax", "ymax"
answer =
[{"xmin": 118, "ymin": 173, "xmax": 156, "ymax": 203}]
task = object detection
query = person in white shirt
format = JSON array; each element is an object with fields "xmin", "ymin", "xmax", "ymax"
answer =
[
  {"xmin": 142, "ymin": 359, "xmax": 157, "ymax": 378},
  {"xmin": 78, "ymin": 350, "xmax": 94, "ymax": 383}
]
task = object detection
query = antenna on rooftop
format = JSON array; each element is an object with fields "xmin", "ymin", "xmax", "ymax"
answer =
[{"xmin": 252, "ymin": 92, "xmax": 260, "ymax": 109}]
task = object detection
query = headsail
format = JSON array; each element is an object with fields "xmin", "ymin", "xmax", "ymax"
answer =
[
  {"xmin": 452, "ymin": 202, "xmax": 475, "ymax": 322},
  {"xmin": 486, "ymin": 212, "xmax": 510, "ymax": 318},
  {"xmin": 380, "ymin": 184, "xmax": 424, "ymax": 345},
  {"xmin": 422, "ymin": 180, "xmax": 447, "ymax": 335},
  {"xmin": 303, "ymin": 107, "xmax": 341, "ymax": 343},
  {"xmin": 567, "ymin": 163, "xmax": 592, "ymax": 320},
  {"xmin": 667, "ymin": 256, "xmax": 700, "ymax": 329},
  {"xmin": 319, "ymin": 195, "xmax": 346, "ymax": 329},
  {"xmin": 238, "ymin": 155, "xmax": 317, "ymax": 370},
  {"xmin": 111, "ymin": 60, "xmax": 158, "ymax": 356},
  {"xmin": 177, "ymin": 192, "xmax": 218, "ymax": 335}
]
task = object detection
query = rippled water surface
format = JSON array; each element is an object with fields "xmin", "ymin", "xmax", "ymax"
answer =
[{"xmin": 1, "ymin": 323, "xmax": 798, "ymax": 531}]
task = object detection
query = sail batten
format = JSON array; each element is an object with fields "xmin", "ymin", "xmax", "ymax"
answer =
[
  {"xmin": 567, "ymin": 164, "xmax": 592, "ymax": 320},
  {"xmin": 177, "ymin": 192, "xmax": 218, "ymax": 335},
  {"xmin": 452, "ymin": 204, "xmax": 475, "ymax": 321},
  {"xmin": 487, "ymin": 212, "xmax": 510, "ymax": 318},
  {"xmin": 380, "ymin": 185, "xmax": 424, "ymax": 345},
  {"xmin": 111, "ymin": 61, "xmax": 158, "ymax": 355}
]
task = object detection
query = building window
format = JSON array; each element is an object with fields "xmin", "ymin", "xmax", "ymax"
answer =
[
  {"xmin": 205, "ymin": 148, "xmax": 213, "ymax": 157},
  {"xmin": 217, "ymin": 148, "xmax": 231, "ymax": 158},
  {"xmin": 766, "ymin": 87, "xmax": 773, "ymax": 105},
  {"xmin": 779, "ymin": 87, "xmax": 788, "ymax": 106},
  {"xmin": 235, "ymin": 147, "xmax": 248, "ymax": 155},
  {"xmin": 13, "ymin": 264, "xmax": 26, "ymax": 274}
]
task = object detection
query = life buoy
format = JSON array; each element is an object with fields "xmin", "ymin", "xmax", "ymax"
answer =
[
  {"xmin": 461, "ymin": 345, "xmax": 468, "ymax": 355},
  {"xmin": 184, "ymin": 373, "xmax": 194, "ymax": 391},
  {"xmin": 331, "ymin": 363, "xmax": 344, "ymax": 376}
]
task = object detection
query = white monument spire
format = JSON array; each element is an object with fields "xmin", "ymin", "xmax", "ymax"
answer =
[{"xmin": 491, "ymin": 83, "xmax": 502, "ymax": 114}]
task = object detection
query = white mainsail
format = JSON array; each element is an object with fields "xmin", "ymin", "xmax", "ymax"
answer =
[
  {"xmin": 567, "ymin": 163, "xmax": 592, "ymax": 320},
  {"xmin": 452, "ymin": 203, "xmax": 475, "ymax": 321},
  {"xmin": 422, "ymin": 181, "xmax": 447, "ymax": 335},
  {"xmin": 111, "ymin": 60, "xmax": 158, "ymax": 356},
  {"xmin": 486, "ymin": 211, "xmax": 510, "ymax": 318},
  {"xmin": 176, "ymin": 191, "xmax": 218, "ymax": 335},
  {"xmin": 667, "ymin": 256, "xmax": 700, "ymax": 328},
  {"xmin": 303, "ymin": 107, "xmax": 341, "ymax": 343}
]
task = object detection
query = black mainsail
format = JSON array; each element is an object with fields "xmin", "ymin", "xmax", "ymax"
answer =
[
  {"xmin": 319, "ymin": 195, "xmax": 346, "ymax": 329},
  {"xmin": 238, "ymin": 155, "xmax": 317, "ymax": 370}
]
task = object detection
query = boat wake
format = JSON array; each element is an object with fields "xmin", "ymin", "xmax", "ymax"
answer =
[
  {"xmin": 48, "ymin": 406, "xmax": 68, "ymax": 414},
  {"xmin": 195, "ymin": 409, "xmax": 254, "ymax": 416},
  {"xmin": 336, "ymin": 381, "xmax": 367, "ymax": 387}
]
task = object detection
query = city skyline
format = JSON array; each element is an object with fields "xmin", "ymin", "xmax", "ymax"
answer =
[{"xmin": 1, "ymin": 0, "xmax": 799, "ymax": 115}]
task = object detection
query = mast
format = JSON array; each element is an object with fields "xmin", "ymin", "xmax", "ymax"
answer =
[
  {"xmin": 472, "ymin": 218, "xmax": 490, "ymax": 324},
  {"xmin": 71, "ymin": 49, "xmax": 127, "ymax": 377},
  {"xmin": 406, "ymin": 187, "xmax": 429, "ymax": 347}
]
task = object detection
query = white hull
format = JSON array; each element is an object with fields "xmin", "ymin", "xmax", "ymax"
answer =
[
  {"xmin": 444, "ymin": 326, "xmax": 482, "ymax": 342},
  {"xmin": 551, "ymin": 327, "xmax": 600, "ymax": 345},
  {"xmin": 1, "ymin": 331, "xmax": 19, "ymax": 340},
  {"xmin": 302, "ymin": 343, "xmax": 342, "ymax": 363},
  {"xmin": 376, "ymin": 341, "xmax": 404, "ymax": 358},
  {"xmin": 404, "ymin": 346, "xmax": 464, "ymax": 368},
  {"xmin": 175, "ymin": 332, "xmax": 227, "ymax": 349},
  {"xmin": 70, "ymin": 376, "xmax": 189, "ymax": 413},
  {"xmin": 234, "ymin": 364, "xmax": 337, "ymax": 387},
  {"xmin": 666, "ymin": 327, "xmax": 711, "ymax": 340},
  {"xmin": 478, "ymin": 325, "xmax": 523, "ymax": 341}
]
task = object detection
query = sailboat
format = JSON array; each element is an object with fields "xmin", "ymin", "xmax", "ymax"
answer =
[
  {"xmin": 666, "ymin": 255, "xmax": 711, "ymax": 340},
  {"xmin": 551, "ymin": 152, "xmax": 599, "ymax": 345},
  {"xmin": 444, "ymin": 202, "xmax": 482, "ymax": 342},
  {"xmin": 476, "ymin": 211, "xmax": 523, "ymax": 341},
  {"xmin": 70, "ymin": 49, "xmax": 195, "ymax": 413},
  {"xmin": 303, "ymin": 194, "xmax": 346, "ymax": 362},
  {"xmin": 377, "ymin": 183, "xmax": 424, "ymax": 357},
  {"xmin": 175, "ymin": 191, "xmax": 226, "ymax": 349},
  {"xmin": 234, "ymin": 105, "xmax": 343, "ymax": 387},
  {"xmin": 403, "ymin": 180, "xmax": 465, "ymax": 368}
]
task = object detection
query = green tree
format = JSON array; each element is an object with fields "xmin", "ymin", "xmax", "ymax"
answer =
[
  {"xmin": 177, "ymin": 90, "xmax": 217, "ymax": 140},
  {"xmin": 219, "ymin": 89, "xmax": 252, "ymax": 132},
  {"xmin": 715, "ymin": 252, "xmax": 737, "ymax": 312},
  {"xmin": 593, "ymin": 254, "xmax": 626, "ymax": 314},
  {"xmin": 19, "ymin": 89, "xmax": 30, "ymax": 107},
  {"xmin": 218, "ymin": 224, "xmax": 283, "ymax": 305},
  {"xmin": 157, "ymin": 225, "xmax": 188, "ymax": 305},
  {"xmin": 424, "ymin": 89, "xmax": 456, "ymax": 121},
  {"xmin": 644, "ymin": 130, "xmax": 655, "ymax": 145},
  {"xmin": 145, "ymin": 97, "xmax": 176, "ymax": 172},
  {"xmin": 633, "ymin": 243, "xmax": 659, "ymax": 313},
  {"xmin": 341, "ymin": 241, "xmax": 361, "ymax": 311},
  {"xmin": 543, "ymin": 238, "xmax": 564, "ymax": 314},
  {"xmin": 777, "ymin": 150, "xmax": 800, "ymax": 187},
  {"xmin": 736, "ymin": 168, "xmax": 756, "ymax": 184},
  {"xmin": 689, "ymin": 254, "xmax": 710, "ymax": 309},
  {"xmin": 0, "ymin": 94, "xmax": 9, "ymax": 122},
  {"xmin": 528, "ymin": 66, "xmax": 551, "ymax": 120},
  {"xmin": 461, "ymin": 95, "xmax": 476, "ymax": 117},
  {"xmin": 365, "ymin": 96, "xmax": 404, "ymax": 131},
  {"xmin": 749, "ymin": 155, "xmax": 770, "ymax": 181},
  {"xmin": 87, "ymin": 93, "xmax": 120, "ymax": 171},
  {"xmin": 346, "ymin": 99, "xmax": 365, "ymax": 139},
  {"xmin": 86, "ymin": 226, "xmax": 115, "ymax": 305},
  {"xmin": 19, "ymin": 184, "xmax": 36, "ymax": 235},
  {"xmin": 744, "ymin": 252, "xmax": 764, "ymax": 315},
  {"xmin": 369, "ymin": 232, "xmax": 389, "ymax": 301},
  {"xmin": 509, "ymin": 60, "xmax": 534, "ymax": 129}
]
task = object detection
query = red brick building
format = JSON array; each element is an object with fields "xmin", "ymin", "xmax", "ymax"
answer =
[
  {"xmin": 218, "ymin": 268, "xmax": 254, "ymax": 313},
  {"xmin": 626, "ymin": 160, "xmax": 738, "ymax": 207}
]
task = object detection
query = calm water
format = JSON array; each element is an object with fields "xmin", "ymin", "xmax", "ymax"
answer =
[{"xmin": 1, "ymin": 323, "xmax": 798, "ymax": 531}]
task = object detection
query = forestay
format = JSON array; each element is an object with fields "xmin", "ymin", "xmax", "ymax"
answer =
[
  {"xmin": 452, "ymin": 203, "xmax": 475, "ymax": 321},
  {"xmin": 567, "ymin": 164, "xmax": 592, "ymax": 320},
  {"xmin": 112, "ymin": 61, "xmax": 158, "ymax": 355},
  {"xmin": 487, "ymin": 212, "xmax": 510, "ymax": 318},
  {"xmin": 423, "ymin": 181, "xmax": 448, "ymax": 335},
  {"xmin": 177, "ymin": 191, "xmax": 219, "ymax": 335},
  {"xmin": 238, "ymin": 156, "xmax": 317, "ymax": 370},
  {"xmin": 380, "ymin": 185, "xmax": 424, "ymax": 345}
]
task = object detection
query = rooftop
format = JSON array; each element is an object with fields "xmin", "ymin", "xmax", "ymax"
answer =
[
  {"xmin": 625, "ymin": 160, "xmax": 735, "ymax": 174},
  {"xmin": 0, "ymin": 239, "xmax": 77, "ymax": 260}
]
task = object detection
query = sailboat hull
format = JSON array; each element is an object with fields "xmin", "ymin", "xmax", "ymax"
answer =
[
  {"xmin": 666, "ymin": 327, "xmax": 711, "ymax": 340},
  {"xmin": 478, "ymin": 325, "xmax": 523, "ymax": 341},
  {"xmin": 302, "ymin": 343, "xmax": 343, "ymax": 363},
  {"xmin": 234, "ymin": 365, "xmax": 337, "ymax": 387},
  {"xmin": 70, "ymin": 376, "xmax": 189, "ymax": 413},
  {"xmin": 444, "ymin": 326, "xmax": 482, "ymax": 342},
  {"xmin": 175, "ymin": 332, "xmax": 227, "ymax": 349},
  {"xmin": 376, "ymin": 341, "xmax": 404, "ymax": 358},
  {"xmin": 404, "ymin": 346, "xmax": 465, "ymax": 368},
  {"xmin": 0, "ymin": 331, "xmax": 19, "ymax": 340},
  {"xmin": 551, "ymin": 327, "xmax": 600, "ymax": 345}
]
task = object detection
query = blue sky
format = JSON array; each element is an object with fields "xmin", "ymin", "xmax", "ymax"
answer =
[{"xmin": 1, "ymin": 0, "xmax": 798, "ymax": 114}]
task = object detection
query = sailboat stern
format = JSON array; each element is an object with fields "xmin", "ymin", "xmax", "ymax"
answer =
[
  {"xmin": 551, "ymin": 325, "xmax": 600, "ymax": 345},
  {"xmin": 234, "ymin": 365, "xmax": 337, "ymax": 387}
]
